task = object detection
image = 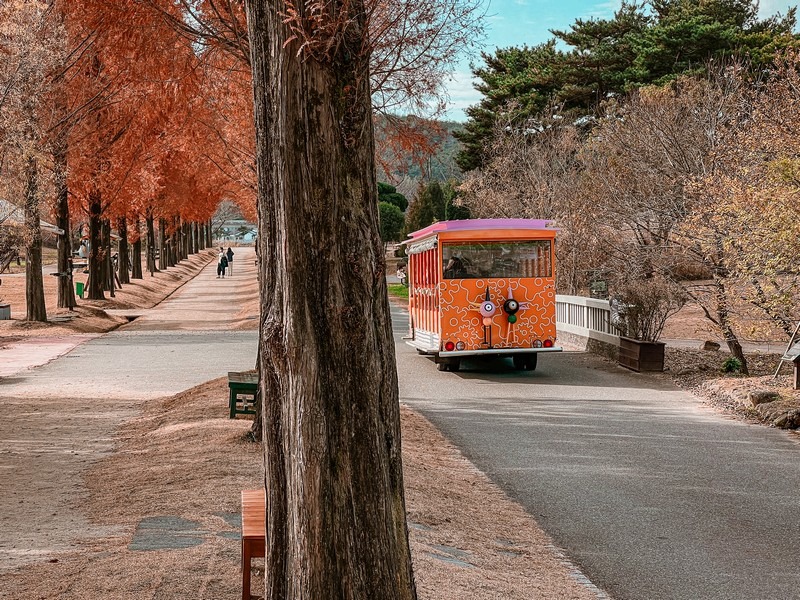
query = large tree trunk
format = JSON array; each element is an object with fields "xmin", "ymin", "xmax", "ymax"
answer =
[
  {"xmin": 54, "ymin": 140, "xmax": 75, "ymax": 310},
  {"xmin": 182, "ymin": 221, "xmax": 190, "ymax": 258},
  {"xmin": 170, "ymin": 219, "xmax": 179, "ymax": 266},
  {"xmin": 193, "ymin": 221, "xmax": 200, "ymax": 253},
  {"xmin": 174, "ymin": 218, "xmax": 182, "ymax": 262},
  {"xmin": 246, "ymin": 2, "xmax": 417, "ymax": 599},
  {"xmin": 131, "ymin": 215, "xmax": 143, "ymax": 280},
  {"xmin": 174, "ymin": 219, "xmax": 181, "ymax": 261},
  {"xmin": 24, "ymin": 154, "xmax": 47, "ymax": 322},
  {"xmin": 206, "ymin": 219, "xmax": 212, "ymax": 247},
  {"xmin": 167, "ymin": 226, "xmax": 175, "ymax": 267},
  {"xmin": 87, "ymin": 192, "xmax": 105, "ymax": 300}
]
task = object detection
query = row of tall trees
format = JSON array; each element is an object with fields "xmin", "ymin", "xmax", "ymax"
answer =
[
  {"xmin": 0, "ymin": 1, "xmax": 239, "ymax": 319},
  {"xmin": 1, "ymin": 0, "xmax": 486, "ymax": 320}
]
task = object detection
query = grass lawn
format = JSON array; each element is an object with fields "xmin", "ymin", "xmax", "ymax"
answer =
[{"xmin": 387, "ymin": 284, "xmax": 408, "ymax": 300}]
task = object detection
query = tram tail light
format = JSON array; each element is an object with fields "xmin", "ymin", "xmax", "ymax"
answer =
[
  {"xmin": 444, "ymin": 341, "xmax": 455, "ymax": 352},
  {"xmin": 456, "ymin": 341, "xmax": 465, "ymax": 351},
  {"xmin": 533, "ymin": 340, "xmax": 543, "ymax": 348},
  {"xmin": 543, "ymin": 339, "xmax": 554, "ymax": 348}
]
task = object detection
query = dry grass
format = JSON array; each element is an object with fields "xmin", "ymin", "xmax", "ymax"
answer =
[{"xmin": 0, "ymin": 379, "xmax": 600, "ymax": 600}]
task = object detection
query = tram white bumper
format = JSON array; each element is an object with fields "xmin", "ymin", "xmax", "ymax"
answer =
[{"xmin": 437, "ymin": 347, "xmax": 563, "ymax": 357}]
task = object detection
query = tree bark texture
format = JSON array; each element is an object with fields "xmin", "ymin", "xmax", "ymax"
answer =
[
  {"xmin": 158, "ymin": 218, "xmax": 167, "ymax": 271},
  {"xmin": 54, "ymin": 141, "xmax": 75, "ymax": 309},
  {"xmin": 246, "ymin": 1, "xmax": 417, "ymax": 599},
  {"xmin": 101, "ymin": 219, "xmax": 113, "ymax": 295},
  {"xmin": 24, "ymin": 155, "xmax": 47, "ymax": 322},
  {"xmin": 87, "ymin": 192, "xmax": 105, "ymax": 300},
  {"xmin": 146, "ymin": 213, "xmax": 158, "ymax": 276},
  {"xmin": 131, "ymin": 216, "xmax": 143, "ymax": 280},
  {"xmin": 118, "ymin": 217, "xmax": 130, "ymax": 285}
]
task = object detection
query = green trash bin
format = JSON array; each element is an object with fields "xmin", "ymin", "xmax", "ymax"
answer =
[{"xmin": 75, "ymin": 281, "xmax": 84, "ymax": 298}]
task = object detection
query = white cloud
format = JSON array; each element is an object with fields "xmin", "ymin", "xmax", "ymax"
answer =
[
  {"xmin": 442, "ymin": 70, "xmax": 482, "ymax": 122},
  {"xmin": 757, "ymin": 0, "xmax": 795, "ymax": 17},
  {"xmin": 581, "ymin": 0, "xmax": 618, "ymax": 19}
]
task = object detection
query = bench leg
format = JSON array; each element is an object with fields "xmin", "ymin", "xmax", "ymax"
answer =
[
  {"xmin": 242, "ymin": 539, "xmax": 252, "ymax": 600},
  {"xmin": 230, "ymin": 390, "xmax": 237, "ymax": 419}
]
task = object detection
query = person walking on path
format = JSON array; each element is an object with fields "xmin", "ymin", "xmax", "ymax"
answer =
[
  {"xmin": 226, "ymin": 247, "xmax": 234, "ymax": 276},
  {"xmin": 217, "ymin": 247, "xmax": 228, "ymax": 278}
]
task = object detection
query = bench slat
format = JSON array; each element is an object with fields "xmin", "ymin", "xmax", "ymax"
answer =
[{"xmin": 241, "ymin": 489, "xmax": 266, "ymax": 600}]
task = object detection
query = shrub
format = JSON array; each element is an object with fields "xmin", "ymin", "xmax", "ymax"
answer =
[
  {"xmin": 722, "ymin": 357, "xmax": 743, "ymax": 373},
  {"xmin": 610, "ymin": 275, "xmax": 687, "ymax": 342}
]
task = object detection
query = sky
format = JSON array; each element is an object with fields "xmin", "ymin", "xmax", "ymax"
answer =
[{"xmin": 442, "ymin": 0, "xmax": 798, "ymax": 121}]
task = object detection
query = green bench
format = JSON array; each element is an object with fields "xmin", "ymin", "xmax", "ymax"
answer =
[{"xmin": 228, "ymin": 371, "xmax": 258, "ymax": 418}]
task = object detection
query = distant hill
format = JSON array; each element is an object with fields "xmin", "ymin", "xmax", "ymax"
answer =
[{"xmin": 375, "ymin": 116, "xmax": 464, "ymax": 198}]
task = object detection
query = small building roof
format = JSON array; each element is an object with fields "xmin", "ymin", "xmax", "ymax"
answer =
[{"xmin": 0, "ymin": 199, "xmax": 64, "ymax": 235}]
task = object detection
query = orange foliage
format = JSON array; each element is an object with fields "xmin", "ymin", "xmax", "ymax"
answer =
[{"xmin": 60, "ymin": 0, "xmax": 251, "ymax": 229}]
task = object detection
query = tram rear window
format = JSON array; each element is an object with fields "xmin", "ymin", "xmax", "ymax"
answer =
[{"xmin": 442, "ymin": 241, "xmax": 552, "ymax": 279}]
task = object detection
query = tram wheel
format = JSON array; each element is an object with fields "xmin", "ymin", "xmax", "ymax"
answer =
[
  {"xmin": 513, "ymin": 354, "xmax": 538, "ymax": 371},
  {"xmin": 437, "ymin": 359, "xmax": 460, "ymax": 372}
]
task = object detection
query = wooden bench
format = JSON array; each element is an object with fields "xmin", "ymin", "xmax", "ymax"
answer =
[
  {"xmin": 228, "ymin": 371, "xmax": 258, "ymax": 418},
  {"xmin": 241, "ymin": 489, "xmax": 266, "ymax": 600}
]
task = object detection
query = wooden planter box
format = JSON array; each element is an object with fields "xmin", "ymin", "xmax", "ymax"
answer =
[
  {"xmin": 0, "ymin": 303, "xmax": 10, "ymax": 320},
  {"xmin": 618, "ymin": 337, "xmax": 665, "ymax": 372}
]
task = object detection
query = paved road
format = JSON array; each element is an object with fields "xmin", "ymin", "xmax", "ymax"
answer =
[
  {"xmin": 0, "ymin": 249, "xmax": 258, "ymax": 571},
  {"xmin": 393, "ymin": 304, "xmax": 800, "ymax": 600},
  {"xmin": 1, "ymin": 248, "xmax": 259, "ymax": 400}
]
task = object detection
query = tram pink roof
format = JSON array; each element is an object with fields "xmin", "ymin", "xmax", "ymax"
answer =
[{"xmin": 406, "ymin": 219, "xmax": 557, "ymax": 240}]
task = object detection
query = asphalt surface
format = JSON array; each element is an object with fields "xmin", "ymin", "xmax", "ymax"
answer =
[
  {"xmin": 393, "ymin": 303, "xmax": 800, "ymax": 600},
  {"xmin": 0, "ymin": 249, "xmax": 259, "ymax": 400}
]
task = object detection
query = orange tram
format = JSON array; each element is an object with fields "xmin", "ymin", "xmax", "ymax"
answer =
[{"xmin": 403, "ymin": 219, "xmax": 562, "ymax": 372}]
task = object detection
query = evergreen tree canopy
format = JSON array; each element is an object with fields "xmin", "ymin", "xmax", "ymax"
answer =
[
  {"xmin": 405, "ymin": 181, "xmax": 448, "ymax": 233},
  {"xmin": 455, "ymin": 0, "xmax": 798, "ymax": 171},
  {"xmin": 379, "ymin": 201, "xmax": 405, "ymax": 243},
  {"xmin": 378, "ymin": 182, "xmax": 409, "ymax": 211},
  {"xmin": 454, "ymin": 42, "xmax": 566, "ymax": 171},
  {"xmin": 552, "ymin": 2, "xmax": 651, "ymax": 107},
  {"xmin": 635, "ymin": 0, "xmax": 797, "ymax": 84}
]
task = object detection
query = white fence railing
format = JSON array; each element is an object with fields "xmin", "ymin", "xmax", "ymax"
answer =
[{"xmin": 556, "ymin": 295, "xmax": 620, "ymax": 346}]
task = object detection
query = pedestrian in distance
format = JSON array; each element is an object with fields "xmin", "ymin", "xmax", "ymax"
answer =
[
  {"xmin": 226, "ymin": 247, "xmax": 234, "ymax": 276},
  {"xmin": 217, "ymin": 247, "xmax": 229, "ymax": 278}
]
